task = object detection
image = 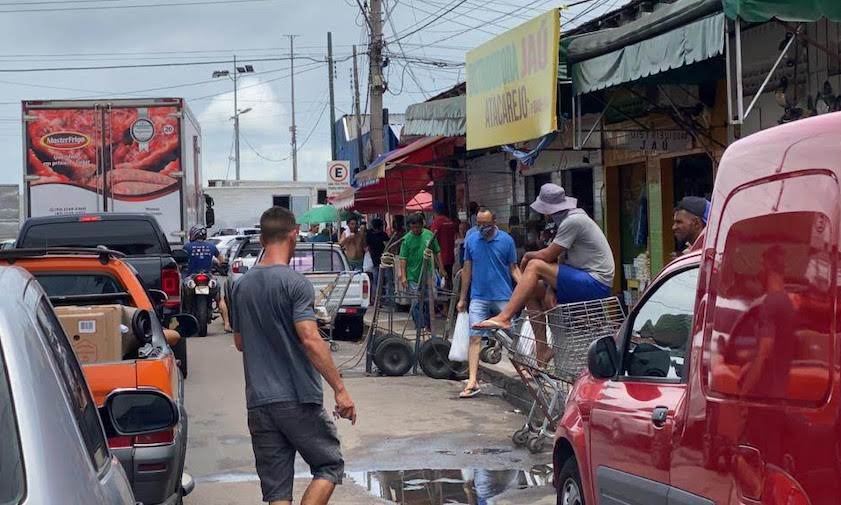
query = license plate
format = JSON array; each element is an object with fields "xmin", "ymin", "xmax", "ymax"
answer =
[{"xmin": 195, "ymin": 286, "xmax": 210, "ymax": 295}]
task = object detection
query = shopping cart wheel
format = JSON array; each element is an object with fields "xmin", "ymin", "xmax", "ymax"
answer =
[
  {"xmin": 418, "ymin": 337, "xmax": 453, "ymax": 380},
  {"xmin": 512, "ymin": 427, "xmax": 530, "ymax": 447},
  {"xmin": 526, "ymin": 436, "xmax": 546, "ymax": 454},
  {"xmin": 480, "ymin": 345, "xmax": 502, "ymax": 365},
  {"xmin": 330, "ymin": 341, "xmax": 339, "ymax": 352},
  {"xmin": 374, "ymin": 336, "xmax": 414, "ymax": 376}
]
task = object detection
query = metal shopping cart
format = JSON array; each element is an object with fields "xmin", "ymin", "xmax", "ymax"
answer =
[
  {"xmin": 492, "ymin": 297, "xmax": 625, "ymax": 453},
  {"xmin": 314, "ymin": 271, "xmax": 356, "ymax": 352}
]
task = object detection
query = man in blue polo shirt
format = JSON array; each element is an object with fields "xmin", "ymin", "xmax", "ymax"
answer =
[{"xmin": 456, "ymin": 208, "xmax": 520, "ymax": 398}]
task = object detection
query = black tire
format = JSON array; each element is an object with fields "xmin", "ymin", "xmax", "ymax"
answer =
[
  {"xmin": 480, "ymin": 344, "xmax": 503, "ymax": 365},
  {"xmin": 172, "ymin": 335, "xmax": 188, "ymax": 378},
  {"xmin": 196, "ymin": 300, "xmax": 209, "ymax": 337},
  {"xmin": 556, "ymin": 458, "xmax": 585, "ymax": 505},
  {"xmin": 334, "ymin": 315, "xmax": 365, "ymax": 341},
  {"xmin": 527, "ymin": 436, "xmax": 547, "ymax": 454},
  {"xmin": 374, "ymin": 336, "xmax": 414, "ymax": 376},
  {"xmin": 418, "ymin": 337, "xmax": 453, "ymax": 380},
  {"xmin": 512, "ymin": 427, "xmax": 530, "ymax": 447}
]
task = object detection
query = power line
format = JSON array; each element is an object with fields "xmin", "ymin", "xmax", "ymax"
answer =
[
  {"xmin": 389, "ymin": 0, "xmax": 469, "ymax": 44},
  {"xmin": 0, "ymin": 0, "xmax": 274, "ymax": 14}
]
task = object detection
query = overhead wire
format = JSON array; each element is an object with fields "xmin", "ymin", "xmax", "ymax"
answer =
[
  {"xmin": 0, "ymin": 0, "xmax": 275, "ymax": 13},
  {"xmin": 388, "ymin": 0, "xmax": 470, "ymax": 44}
]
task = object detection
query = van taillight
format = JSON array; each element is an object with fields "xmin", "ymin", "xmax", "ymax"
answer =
[
  {"xmin": 108, "ymin": 436, "xmax": 132, "ymax": 449},
  {"xmin": 161, "ymin": 266, "xmax": 181, "ymax": 308},
  {"xmin": 362, "ymin": 277, "xmax": 369, "ymax": 298},
  {"xmin": 135, "ymin": 429, "xmax": 175, "ymax": 446}
]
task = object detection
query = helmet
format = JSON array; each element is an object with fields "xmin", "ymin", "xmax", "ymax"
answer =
[{"xmin": 189, "ymin": 225, "xmax": 207, "ymax": 241}]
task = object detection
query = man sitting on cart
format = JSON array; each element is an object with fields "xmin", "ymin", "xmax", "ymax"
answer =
[{"xmin": 474, "ymin": 184, "xmax": 615, "ymax": 364}]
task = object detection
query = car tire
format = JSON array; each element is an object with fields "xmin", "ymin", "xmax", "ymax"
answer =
[
  {"xmin": 556, "ymin": 458, "xmax": 585, "ymax": 505},
  {"xmin": 374, "ymin": 336, "xmax": 414, "ymax": 376},
  {"xmin": 418, "ymin": 337, "xmax": 453, "ymax": 380},
  {"xmin": 173, "ymin": 335, "xmax": 188, "ymax": 378}
]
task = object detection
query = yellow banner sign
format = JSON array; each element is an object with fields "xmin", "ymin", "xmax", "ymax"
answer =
[{"xmin": 466, "ymin": 9, "xmax": 560, "ymax": 150}]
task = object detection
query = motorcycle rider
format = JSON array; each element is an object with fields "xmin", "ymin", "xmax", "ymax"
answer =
[{"xmin": 183, "ymin": 226, "xmax": 230, "ymax": 332}]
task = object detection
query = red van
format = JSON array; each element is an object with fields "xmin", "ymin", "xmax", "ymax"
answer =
[{"xmin": 554, "ymin": 112, "xmax": 841, "ymax": 505}]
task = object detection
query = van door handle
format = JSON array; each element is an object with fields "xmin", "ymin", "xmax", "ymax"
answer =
[{"xmin": 652, "ymin": 406, "xmax": 669, "ymax": 427}]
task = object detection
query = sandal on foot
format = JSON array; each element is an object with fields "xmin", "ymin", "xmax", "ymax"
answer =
[{"xmin": 459, "ymin": 387, "xmax": 481, "ymax": 398}]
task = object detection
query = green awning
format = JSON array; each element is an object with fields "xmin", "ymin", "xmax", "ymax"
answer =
[
  {"xmin": 563, "ymin": 0, "xmax": 724, "ymax": 95},
  {"xmin": 403, "ymin": 95, "xmax": 466, "ymax": 137},
  {"xmin": 724, "ymin": 0, "xmax": 841, "ymax": 22}
]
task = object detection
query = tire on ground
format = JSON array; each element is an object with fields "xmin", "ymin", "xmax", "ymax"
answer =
[
  {"xmin": 418, "ymin": 337, "xmax": 453, "ymax": 380},
  {"xmin": 556, "ymin": 457, "xmax": 585, "ymax": 505},
  {"xmin": 373, "ymin": 336, "xmax": 414, "ymax": 376}
]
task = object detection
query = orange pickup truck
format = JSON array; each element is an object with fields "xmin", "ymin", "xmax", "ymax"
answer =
[{"xmin": 0, "ymin": 247, "xmax": 196, "ymax": 505}]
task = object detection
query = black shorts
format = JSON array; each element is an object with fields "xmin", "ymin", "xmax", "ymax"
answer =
[{"xmin": 247, "ymin": 402, "xmax": 344, "ymax": 502}]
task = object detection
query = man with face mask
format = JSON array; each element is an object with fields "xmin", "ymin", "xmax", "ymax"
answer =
[
  {"xmin": 475, "ymin": 184, "xmax": 615, "ymax": 364},
  {"xmin": 456, "ymin": 209, "xmax": 520, "ymax": 398}
]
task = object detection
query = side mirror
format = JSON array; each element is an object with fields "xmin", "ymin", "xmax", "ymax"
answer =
[
  {"xmin": 206, "ymin": 208, "xmax": 216, "ymax": 228},
  {"xmin": 105, "ymin": 390, "xmax": 179, "ymax": 436},
  {"xmin": 587, "ymin": 336, "xmax": 620, "ymax": 379},
  {"xmin": 148, "ymin": 289, "xmax": 168, "ymax": 308},
  {"xmin": 168, "ymin": 313, "xmax": 199, "ymax": 339},
  {"xmin": 172, "ymin": 249, "xmax": 189, "ymax": 265}
]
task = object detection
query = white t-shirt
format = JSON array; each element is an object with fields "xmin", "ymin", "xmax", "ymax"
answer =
[{"xmin": 553, "ymin": 212, "xmax": 615, "ymax": 287}]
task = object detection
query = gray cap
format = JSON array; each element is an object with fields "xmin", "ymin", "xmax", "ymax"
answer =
[{"xmin": 530, "ymin": 183, "xmax": 578, "ymax": 215}]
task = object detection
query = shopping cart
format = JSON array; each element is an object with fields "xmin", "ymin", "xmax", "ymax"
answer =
[
  {"xmin": 493, "ymin": 297, "xmax": 625, "ymax": 453},
  {"xmin": 314, "ymin": 271, "xmax": 356, "ymax": 352}
]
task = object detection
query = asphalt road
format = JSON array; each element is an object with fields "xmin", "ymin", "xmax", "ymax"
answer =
[{"xmin": 182, "ymin": 319, "xmax": 555, "ymax": 504}]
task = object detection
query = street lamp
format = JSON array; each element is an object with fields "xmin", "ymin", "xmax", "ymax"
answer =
[{"xmin": 212, "ymin": 57, "xmax": 255, "ymax": 181}]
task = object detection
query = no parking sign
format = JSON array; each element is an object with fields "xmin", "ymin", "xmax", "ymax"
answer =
[{"xmin": 327, "ymin": 160, "xmax": 351, "ymax": 197}]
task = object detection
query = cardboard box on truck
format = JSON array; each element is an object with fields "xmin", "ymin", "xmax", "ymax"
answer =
[{"xmin": 55, "ymin": 305, "xmax": 124, "ymax": 364}]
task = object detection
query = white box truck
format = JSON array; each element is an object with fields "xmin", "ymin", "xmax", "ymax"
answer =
[{"xmin": 22, "ymin": 98, "xmax": 213, "ymax": 244}]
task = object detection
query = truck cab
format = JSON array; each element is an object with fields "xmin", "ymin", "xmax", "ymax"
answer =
[{"xmin": 555, "ymin": 111, "xmax": 841, "ymax": 505}]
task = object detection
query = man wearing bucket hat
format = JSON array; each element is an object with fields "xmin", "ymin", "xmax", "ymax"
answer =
[{"xmin": 474, "ymin": 183, "xmax": 614, "ymax": 363}]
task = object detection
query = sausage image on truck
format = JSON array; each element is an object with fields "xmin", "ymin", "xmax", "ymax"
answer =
[{"xmin": 22, "ymin": 98, "xmax": 213, "ymax": 245}]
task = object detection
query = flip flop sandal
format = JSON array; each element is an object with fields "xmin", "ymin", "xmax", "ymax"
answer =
[{"xmin": 459, "ymin": 387, "xmax": 481, "ymax": 398}]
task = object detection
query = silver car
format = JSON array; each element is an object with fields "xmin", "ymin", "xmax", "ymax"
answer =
[{"xmin": 0, "ymin": 266, "xmax": 180, "ymax": 505}]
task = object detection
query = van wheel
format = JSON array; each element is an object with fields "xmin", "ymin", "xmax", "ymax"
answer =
[{"xmin": 557, "ymin": 458, "xmax": 584, "ymax": 505}]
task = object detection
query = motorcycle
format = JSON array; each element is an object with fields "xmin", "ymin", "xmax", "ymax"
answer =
[{"xmin": 182, "ymin": 271, "xmax": 218, "ymax": 337}]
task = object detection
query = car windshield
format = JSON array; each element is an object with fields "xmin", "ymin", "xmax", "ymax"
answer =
[
  {"xmin": 20, "ymin": 220, "xmax": 166, "ymax": 255},
  {"xmin": 34, "ymin": 274, "xmax": 125, "ymax": 297},
  {"xmin": 0, "ymin": 342, "xmax": 25, "ymax": 505}
]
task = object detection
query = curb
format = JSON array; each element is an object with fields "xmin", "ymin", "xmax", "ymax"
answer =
[{"xmin": 478, "ymin": 361, "xmax": 534, "ymax": 414}]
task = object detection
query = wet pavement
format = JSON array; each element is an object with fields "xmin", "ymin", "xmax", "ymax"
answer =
[{"xmin": 183, "ymin": 319, "xmax": 555, "ymax": 504}]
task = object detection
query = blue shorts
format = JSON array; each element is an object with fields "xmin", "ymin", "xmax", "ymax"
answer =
[
  {"xmin": 469, "ymin": 299, "xmax": 507, "ymax": 338},
  {"xmin": 555, "ymin": 264, "xmax": 611, "ymax": 304}
]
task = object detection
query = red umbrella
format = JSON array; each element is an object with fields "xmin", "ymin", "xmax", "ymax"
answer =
[{"xmin": 405, "ymin": 190, "xmax": 432, "ymax": 211}]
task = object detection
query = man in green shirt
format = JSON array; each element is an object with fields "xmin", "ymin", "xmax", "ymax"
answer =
[{"xmin": 399, "ymin": 213, "xmax": 446, "ymax": 330}]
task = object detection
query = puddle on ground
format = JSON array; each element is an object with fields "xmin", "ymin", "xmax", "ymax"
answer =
[{"xmin": 345, "ymin": 465, "xmax": 553, "ymax": 504}]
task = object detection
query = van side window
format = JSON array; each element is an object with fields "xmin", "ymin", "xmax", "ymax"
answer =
[
  {"xmin": 35, "ymin": 300, "xmax": 110, "ymax": 472},
  {"xmin": 623, "ymin": 267, "xmax": 699, "ymax": 380}
]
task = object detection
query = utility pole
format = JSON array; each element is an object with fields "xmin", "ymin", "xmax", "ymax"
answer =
[
  {"xmin": 233, "ymin": 54, "xmax": 241, "ymax": 181},
  {"xmin": 287, "ymin": 35, "xmax": 299, "ymax": 181},
  {"xmin": 352, "ymin": 45, "xmax": 364, "ymax": 171},
  {"xmin": 368, "ymin": 0, "xmax": 385, "ymax": 159},
  {"xmin": 327, "ymin": 32, "xmax": 337, "ymax": 161}
]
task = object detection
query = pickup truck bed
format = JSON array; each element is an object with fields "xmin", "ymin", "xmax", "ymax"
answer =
[{"xmin": 16, "ymin": 213, "xmax": 182, "ymax": 314}]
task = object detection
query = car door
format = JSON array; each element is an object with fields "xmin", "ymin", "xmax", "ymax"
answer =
[{"xmin": 588, "ymin": 266, "xmax": 698, "ymax": 505}]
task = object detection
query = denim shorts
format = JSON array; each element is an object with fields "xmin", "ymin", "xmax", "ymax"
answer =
[
  {"xmin": 468, "ymin": 298, "xmax": 507, "ymax": 338},
  {"xmin": 247, "ymin": 402, "xmax": 344, "ymax": 502}
]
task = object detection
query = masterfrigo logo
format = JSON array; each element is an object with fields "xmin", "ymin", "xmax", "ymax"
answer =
[{"xmin": 40, "ymin": 131, "xmax": 90, "ymax": 150}]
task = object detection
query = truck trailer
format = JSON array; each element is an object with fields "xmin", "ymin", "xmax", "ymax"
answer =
[{"xmin": 22, "ymin": 98, "xmax": 213, "ymax": 245}]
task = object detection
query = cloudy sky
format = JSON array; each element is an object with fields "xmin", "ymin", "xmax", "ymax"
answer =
[{"xmin": 0, "ymin": 0, "xmax": 621, "ymax": 186}]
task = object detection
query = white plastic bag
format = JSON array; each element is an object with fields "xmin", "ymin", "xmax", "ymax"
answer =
[
  {"xmin": 362, "ymin": 251, "xmax": 374, "ymax": 273},
  {"xmin": 448, "ymin": 312, "xmax": 471, "ymax": 362},
  {"xmin": 516, "ymin": 315, "xmax": 552, "ymax": 369}
]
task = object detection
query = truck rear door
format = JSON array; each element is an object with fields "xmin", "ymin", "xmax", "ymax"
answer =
[
  {"xmin": 24, "ymin": 104, "xmax": 105, "ymax": 216},
  {"xmin": 104, "ymin": 104, "xmax": 184, "ymax": 243}
]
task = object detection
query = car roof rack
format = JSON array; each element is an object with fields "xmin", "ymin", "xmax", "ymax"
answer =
[{"xmin": 0, "ymin": 246, "xmax": 126, "ymax": 265}]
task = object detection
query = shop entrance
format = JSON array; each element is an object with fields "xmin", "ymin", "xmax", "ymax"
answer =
[
  {"xmin": 567, "ymin": 168, "xmax": 594, "ymax": 219},
  {"xmin": 617, "ymin": 162, "xmax": 648, "ymax": 305}
]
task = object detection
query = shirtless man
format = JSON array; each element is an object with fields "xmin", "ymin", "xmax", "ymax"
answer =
[{"xmin": 340, "ymin": 216, "xmax": 366, "ymax": 271}]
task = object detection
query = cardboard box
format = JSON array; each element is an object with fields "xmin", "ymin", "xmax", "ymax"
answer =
[{"xmin": 55, "ymin": 305, "xmax": 124, "ymax": 364}]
